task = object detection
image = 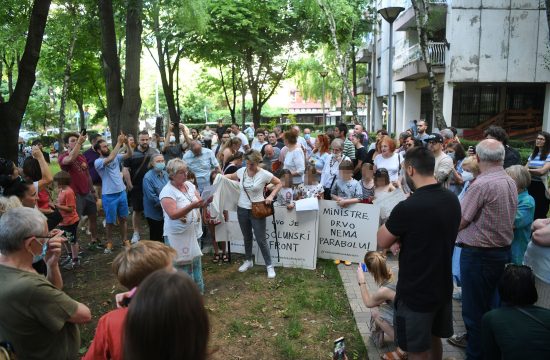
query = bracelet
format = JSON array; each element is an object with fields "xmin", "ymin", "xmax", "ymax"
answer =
[{"xmin": 358, "ymin": 282, "xmax": 366, "ymax": 286}]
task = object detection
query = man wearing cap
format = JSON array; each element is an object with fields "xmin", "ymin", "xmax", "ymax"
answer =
[{"xmin": 425, "ymin": 133, "xmax": 453, "ymax": 188}]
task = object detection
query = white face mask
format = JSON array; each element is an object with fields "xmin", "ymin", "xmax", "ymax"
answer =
[
  {"xmin": 169, "ymin": 136, "xmax": 176, "ymax": 143},
  {"xmin": 461, "ymin": 171, "xmax": 474, "ymax": 182}
]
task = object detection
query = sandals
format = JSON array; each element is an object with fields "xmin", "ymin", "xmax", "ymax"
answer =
[
  {"xmin": 381, "ymin": 349, "xmax": 407, "ymax": 360},
  {"xmin": 212, "ymin": 254, "xmax": 221, "ymax": 263},
  {"xmin": 222, "ymin": 253, "xmax": 230, "ymax": 263}
]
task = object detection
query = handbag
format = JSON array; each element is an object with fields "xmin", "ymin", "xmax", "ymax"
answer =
[{"xmin": 242, "ymin": 170, "xmax": 273, "ymax": 219}]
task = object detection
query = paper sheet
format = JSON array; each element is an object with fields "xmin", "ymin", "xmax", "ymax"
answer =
[{"xmin": 295, "ymin": 197, "xmax": 319, "ymax": 211}]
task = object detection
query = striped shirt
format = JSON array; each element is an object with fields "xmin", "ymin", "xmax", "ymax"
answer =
[
  {"xmin": 527, "ymin": 153, "xmax": 550, "ymax": 181},
  {"xmin": 457, "ymin": 167, "xmax": 518, "ymax": 248},
  {"xmin": 344, "ymin": 138, "xmax": 356, "ymax": 160}
]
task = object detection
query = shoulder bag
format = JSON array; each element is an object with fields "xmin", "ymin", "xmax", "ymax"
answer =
[{"xmin": 242, "ymin": 170, "xmax": 273, "ymax": 219}]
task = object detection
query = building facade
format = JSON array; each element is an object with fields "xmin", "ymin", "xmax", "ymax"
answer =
[{"xmin": 358, "ymin": 0, "xmax": 550, "ymax": 137}]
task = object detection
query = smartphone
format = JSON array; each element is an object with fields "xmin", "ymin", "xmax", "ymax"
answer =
[
  {"xmin": 81, "ymin": 128, "xmax": 87, "ymax": 136},
  {"xmin": 333, "ymin": 337, "xmax": 346, "ymax": 360},
  {"xmin": 361, "ymin": 263, "xmax": 368, "ymax": 272}
]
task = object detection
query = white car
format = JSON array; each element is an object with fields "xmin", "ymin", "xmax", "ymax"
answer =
[{"xmin": 19, "ymin": 130, "xmax": 40, "ymax": 141}]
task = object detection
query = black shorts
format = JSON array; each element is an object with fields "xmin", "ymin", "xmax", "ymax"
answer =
[
  {"xmin": 58, "ymin": 223, "xmax": 79, "ymax": 244},
  {"xmin": 394, "ymin": 298, "xmax": 453, "ymax": 353},
  {"xmin": 129, "ymin": 188, "xmax": 144, "ymax": 211}
]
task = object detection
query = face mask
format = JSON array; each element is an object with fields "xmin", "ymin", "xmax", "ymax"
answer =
[
  {"xmin": 461, "ymin": 171, "xmax": 474, "ymax": 182},
  {"xmin": 30, "ymin": 238, "xmax": 48, "ymax": 262},
  {"xmin": 304, "ymin": 134, "xmax": 311, "ymax": 140},
  {"xmin": 447, "ymin": 152, "xmax": 455, "ymax": 160},
  {"xmin": 159, "ymin": 142, "xmax": 165, "ymax": 148},
  {"xmin": 405, "ymin": 171, "xmax": 416, "ymax": 192},
  {"xmin": 154, "ymin": 162, "xmax": 166, "ymax": 171},
  {"xmin": 169, "ymin": 136, "xmax": 176, "ymax": 143}
]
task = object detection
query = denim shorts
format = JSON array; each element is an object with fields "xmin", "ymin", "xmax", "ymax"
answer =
[{"xmin": 102, "ymin": 191, "xmax": 129, "ymax": 224}]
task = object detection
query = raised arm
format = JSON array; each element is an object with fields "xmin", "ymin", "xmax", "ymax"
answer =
[
  {"xmin": 32, "ymin": 146, "xmax": 53, "ymax": 190},
  {"xmin": 61, "ymin": 133, "xmax": 87, "ymax": 165}
]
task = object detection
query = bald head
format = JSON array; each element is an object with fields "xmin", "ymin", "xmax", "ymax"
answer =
[
  {"xmin": 191, "ymin": 141, "xmax": 202, "ymax": 156},
  {"xmin": 476, "ymin": 139, "xmax": 505, "ymax": 164}
]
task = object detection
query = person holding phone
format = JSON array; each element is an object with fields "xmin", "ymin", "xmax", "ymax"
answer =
[{"xmin": 0, "ymin": 207, "xmax": 91, "ymax": 359}]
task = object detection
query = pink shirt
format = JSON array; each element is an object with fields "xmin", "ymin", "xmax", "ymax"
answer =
[{"xmin": 457, "ymin": 167, "xmax": 517, "ymax": 248}]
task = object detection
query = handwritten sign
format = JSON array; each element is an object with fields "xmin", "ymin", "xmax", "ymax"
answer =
[
  {"xmin": 214, "ymin": 211, "xmax": 257, "ymax": 255},
  {"xmin": 317, "ymin": 200, "xmax": 380, "ymax": 264},
  {"xmin": 255, "ymin": 206, "xmax": 318, "ymax": 270}
]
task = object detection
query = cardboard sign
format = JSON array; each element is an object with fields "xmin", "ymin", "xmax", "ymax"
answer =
[
  {"xmin": 317, "ymin": 200, "xmax": 380, "ymax": 264},
  {"xmin": 255, "ymin": 205, "xmax": 318, "ymax": 270}
]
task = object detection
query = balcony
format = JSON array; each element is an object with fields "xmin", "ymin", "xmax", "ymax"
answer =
[
  {"xmin": 356, "ymin": 42, "xmax": 374, "ymax": 64},
  {"xmin": 394, "ymin": 0, "xmax": 447, "ymax": 32},
  {"xmin": 356, "ymin": 76, "xmax": 371, "ymax": 95},
  {"xmin": 393, "ymin": 42, "xmax": 446, "ymax": 81}
]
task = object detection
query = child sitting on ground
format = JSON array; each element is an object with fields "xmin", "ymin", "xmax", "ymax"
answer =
[
  {"xmin": 54, "ymin": 171, "xmax": 81, "ymax": 270},
  {"xmin": 83, "ymin": 241, "xmax": 176, "ymax": 360}
]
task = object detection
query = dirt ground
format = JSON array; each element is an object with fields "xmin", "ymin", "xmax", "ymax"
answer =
[{"xmin": 62, "ymin": 222, "xmax": 367, "ymax": 360}]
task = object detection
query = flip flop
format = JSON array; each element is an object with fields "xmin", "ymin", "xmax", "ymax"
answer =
[
  {"xmin": 381, "ymin": 349, "xmax": 407, "ymax": 360},
  {"xmin": 222, "ymin": 254, "xmax": 230, "ymax": 263},
  {"xmin": 212, "ymin": 254, "xmax": 220, "ymax": 263}
]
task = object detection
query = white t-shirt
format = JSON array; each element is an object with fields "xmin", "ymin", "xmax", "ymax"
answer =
[
  {"xmin": 159, "ymin": 181, "xmax": 202, "ymax": 237},
  {"xmin": 320, "ymin": 154, "xmax": 350, "ymax": 188},
  {"xmin": 236, "ymin": 167, "xmax": 273, "ymax": 209},
  {"xmin": 374, "ymin": 153, "xmax": 400, "ymax": 182},
  {"xmin": 251, "ymin": 139, "xmax": 267, "ymax": 152},
  {"xmin": 283, "ymin": 147, "xmax": 305, "ymax": 185},
  {"xmin": 236, "ymin": 132, "xmax": 249, "ymax": 152}
]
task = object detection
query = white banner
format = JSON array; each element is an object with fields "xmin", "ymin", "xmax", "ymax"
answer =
[
  {"xmin": 317, "ymin": 200, "xmax": 380, "ymax": 264},
  {"xmin": 255, "ymin": 206, "xmax": 318, "ymax": 270},
  {"xmin": 214, "ymin": 211, "xmax": 257, "ymax": 255}
]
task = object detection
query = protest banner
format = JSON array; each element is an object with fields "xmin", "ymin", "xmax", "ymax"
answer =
[
  {"xmin": 317, "ymin": 200, "xmax": 380, "ymax": 264},
  {"xmin": 214, "ymin": 211, "xmax": 257, "ymax": 255},
  {"xmin": 255, "ymin": 205, "xmax": 318, "ymax": 270}
]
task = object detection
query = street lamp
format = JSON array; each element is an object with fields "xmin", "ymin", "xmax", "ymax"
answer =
[
  {"xmin": 320, "ymin": 70, "xmax": 328, "ymax": 132},
  {"xmin": 377, "ymin": 6, "xmax": 404, "ymax": 135}
]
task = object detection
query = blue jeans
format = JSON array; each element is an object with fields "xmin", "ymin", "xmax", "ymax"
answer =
[
  {"xmin": 460, "ymin": 246, "xmax": 510, "ymax": 360},
  {"xmin": 175, "ymin": 256, "xmax": 204, "ymax": 294},
  {"xmin": 237, "ymin": 206, "xmax": 272, "ymax": 266}
]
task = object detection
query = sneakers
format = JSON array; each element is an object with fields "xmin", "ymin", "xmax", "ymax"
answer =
[
  {"xmin": 131, "ymin": 232, "xmax": 140, "ymax": 244},
  {"xmin": 266, "ymin": 265, "xmax": 276, "ymax": 279},
  {"xmin": 447, "ymin": 333, "xmax": 467, "ymax": 348},
  {"xmin": 104, "ymin": 243, "xmax": 113, "ymax": 254},
  {"xmin": 238, "ymin": 260, "xmax": 254, "ymax": 272},
  {"xmin": 87, "ymin": 241, "xmax": 103, "ymax": 251},
  {"xmin": 63, "ymin": 258, "xmax": 80, "ymax": 270}
]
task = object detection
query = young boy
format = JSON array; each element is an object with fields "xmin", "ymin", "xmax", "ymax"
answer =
[
  {"xmin": 54, "ymin": 171, "xmax": 81, "ymax": 269},
  {"xmin": 83, "ymin": 241, "xmax": 176, "ymax": 360},
  {"xmin": 331, "ymin": 160, "xmax": 363, "ymax": 208}
]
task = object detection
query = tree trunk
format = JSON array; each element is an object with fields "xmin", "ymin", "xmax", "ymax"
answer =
[
  {"xmin": 0, "ymin": 52, "xmax": 4, "ymax": 103},
  {"xmin": 3, "ymin": 54, "xmax": 16, "ymax": 99},
  {"xmin": 219, "ymin": 65, "xmax": 237, "ymax": 123},
  {"xmin": 98, "ymin": 0, "xmax": 124, "ymax": 143},
  {"xmin": 119, "ymin": 0, "xmax": 142, "ymax": 137},
  {"xmin": 412, "ymin": 0, "xmax": 446, "ymax": 130},
  {"xmin": 58, "ymin": 15, "xmax": 78, "ymax": 139},
  {"xmin": 546, "ymin": 0, "xmax": 550, "ymax": 43},
  {"xmin": 0, "ymin": 0, "xmax": 51, "ymax": 162},
  {"xmin": 317, "ymin": 0, "xmax": 358, "ymax": 122}
]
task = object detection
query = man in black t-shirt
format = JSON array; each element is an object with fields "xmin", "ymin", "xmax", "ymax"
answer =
[
  {"xmin": 377, "ymin": 146, "xmax": 461, "ymax": 359},
  {"xmin": 123, "ymin": 130, "xmax": 160, "ymax": 243},
  {"xmin": 351, "ymin": 133, "xmax": 367, "ymax": 180}
]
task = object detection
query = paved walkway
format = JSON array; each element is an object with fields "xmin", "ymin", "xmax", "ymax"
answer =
[{"xmin": 338, "ymin": 255, "xmax": 466, "ymax": 360}]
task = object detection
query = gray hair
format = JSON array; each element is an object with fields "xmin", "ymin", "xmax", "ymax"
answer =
[
  {"xmin": 0, "ymin": 207, "xmax": 47, "ymax": 254},
  {"xmin": 505, "ymin": 165, "xmax": 531, "ymax": 192},
  {"xmin": 331, "ymin": 138, "xmax": 344, "ymax": 150},
  {"xmin": 440, "ymin": 129, "xmax": 454, "ymax": 140},
  {"xmin": 0, "ymin": 196, "xmax": 22, "ymax": 216},
  {"xmin": 166, "ymin": 158, "xmax": 188, "ymax": 180},
  {"xmin": 148, "ymin": 153, "xmax": 165, "ymax": 169},
  {"xmin": 476, "ymin": 139, "xmax": 505, "ymax": 163}
]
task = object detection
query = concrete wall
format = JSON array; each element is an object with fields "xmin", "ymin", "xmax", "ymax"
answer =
[{"xmin": 447, "ymin": 0, "xmax": 550, "ymax": 83}]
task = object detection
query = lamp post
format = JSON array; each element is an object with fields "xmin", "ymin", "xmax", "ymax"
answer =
[
  {"xmin": 320, "ymin": 70, "xmax": 328, "ymax": 132},
  {"xmin": 377, "ymin": 6, "xmax": 404, "ymax": 135}
]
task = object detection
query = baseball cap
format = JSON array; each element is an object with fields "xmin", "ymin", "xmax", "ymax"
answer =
[{"xmin": 423, "ymin": 133, "xmax": 443, "ymax": 143}]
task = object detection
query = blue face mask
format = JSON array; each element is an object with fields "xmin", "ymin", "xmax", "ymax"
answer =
[
  {"xmin": 154, "ymin": 162, "xmax": 166, "ymax": 171},
  {"xmin": 31, "ymin": 238, "xmax": 48, "ymax": 262},
  {"xmin": 304, "ymin": 134, "xmax": 311, "ymax": 140},
  {"xmin": 159, "ymin": 142, "xmax": 165, "ymax": 148}
]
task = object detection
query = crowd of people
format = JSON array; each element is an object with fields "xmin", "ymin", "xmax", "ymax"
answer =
[{"xmin": 1, "ymin": 119, "xmax": 550, "ymax": 359}]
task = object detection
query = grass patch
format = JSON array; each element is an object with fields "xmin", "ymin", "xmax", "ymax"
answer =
[{"xmin": 62, "ymin": 222, "xmax": 367, "ymax": 360}]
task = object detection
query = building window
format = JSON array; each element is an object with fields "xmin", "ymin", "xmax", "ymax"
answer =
[
  {"xmin": 452, "ymin": 86, "xmax": 499, "ymax": 128},
  {"xmin": 377, "ymin": 57, "xmax": 381, "ymax": 78}
]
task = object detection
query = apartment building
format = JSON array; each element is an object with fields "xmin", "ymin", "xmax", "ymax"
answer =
[{"xmin": 358, "ymin": 0, "xmax": 550, "ymax": 138}]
